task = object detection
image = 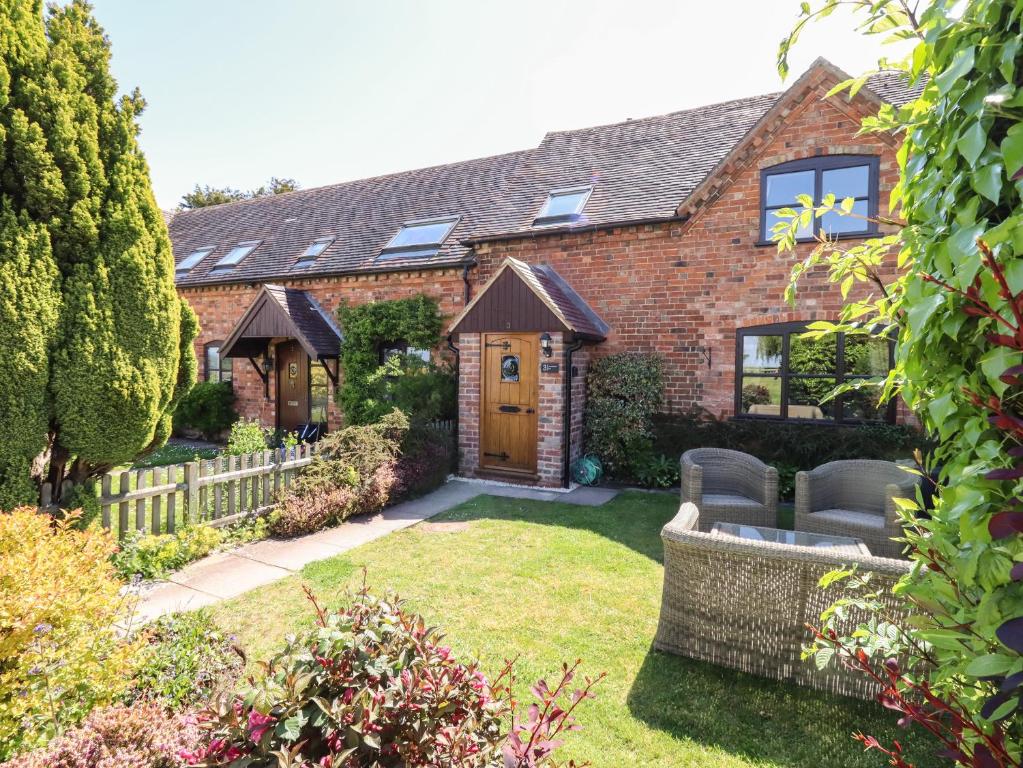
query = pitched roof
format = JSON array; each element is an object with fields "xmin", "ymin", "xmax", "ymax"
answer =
[
  {"xmin": 448, "ymin": 257, "xmax": 608, "ymax": 340},
  {"xmin": 221, "ymin": 284, "xmax": 342, "ymax": 360},
  {"xmin": 169, "ymin": 60, "xmax": 920, "ymax": 288}
]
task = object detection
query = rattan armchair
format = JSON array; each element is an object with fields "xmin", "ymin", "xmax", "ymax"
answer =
[
  {"xmin": 681, "ymin": 448, "xmax": 778, "ymax": 531},
  {"xmin": 654, "ymin": 502, "xmax": 911, "ymax": 700},
  {"xmin": 795, "ymin": 460, "xmax": 919, "ymax": 559}
]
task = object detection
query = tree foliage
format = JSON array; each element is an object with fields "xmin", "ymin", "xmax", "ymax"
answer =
[
  {"xmin": 178, "ymin": 176, "xmax": 299, "ymax": 209},
  {"xmin": 0, "ymin": 0, "xmax": 196, "ymax": 504},
  {"xmin": 778, "ymin": 0, "xmax": 1023, "ymax": 763},
  {"xmin": 336, "ymin": 295, "xmax": 451, "ymax": 425}
]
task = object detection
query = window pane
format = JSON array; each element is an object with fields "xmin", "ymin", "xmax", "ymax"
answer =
[
  {"xmin": 206, "ymin": 346, "xmax": 220, "ymax": 381},
  {"xmin": 789, "ymin": 377, "xmax": 836, "ymax": 420},
  {"xmin": 389, "ymin": 220, "xmax": 456, "ymax": 248},
  {"xmin": 216, "ymin": 242, "xmax": 258, "ymax": 267},
  {"xmin": 844, "ymin": 336, "xmax": 890, "ymax": 376},
  {"xmin": 501, "ymin": 354, "xmax": 520, "ymax": 382},
  {"xmin": 301, "ymin": 239, "xmax": 333, "ymax": 259},
  {"xmin": 766, "ymin": 207, "xmax": 813, "ymax": 239},
  {"xmin": 843, "ymin": 382, "xmax": 887, "ymax": 421},
  {"xmin": 741, "ymin": 335, "xmax": 782, "ymax": 374},
  {"xmin": 741, "ymin": 376, "xmax": 781, "ymax": 416},
  {"xmin": 789, "ymin": 334, "xmax": 836, "ymax": 375},
  {"xmin": 820, "ymin": 199, "xmax": 869, "ymax": 235},
  {"xmin": 540, "ymin": 190, "xmax": 588, "ymax": 219},
  {"xmin": 822, "ymin": 165, "xmax": 869, "ymax": 200},
  {"xmin": 310, "ymin": 364, "xmax": 328, "ymax": 424},
  {"xmin": 765, "ymin": 170, "xmax": 814, "ymax": 206},
  {"xmin": 177, "ymin": 248, "xmax": 213, "ymax": 273},
  {"xmin": 221, "ymin": 356, "xmax": 232, "ymax": 383}
]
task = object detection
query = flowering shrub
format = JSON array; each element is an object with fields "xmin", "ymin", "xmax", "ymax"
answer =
[
  {"xmin": 112, "ymin": 524, "xmax": 224, "ymax": 580},
  {"xmin": 188, "ymin": 586, "xmax": 600, "ymax": 767},
  {"xmin": 584, "ymin": 353, "xmax": 663, "ymax": 474},
  {"xmin": 130, "ymin": 610, "xmax": 243, "ymax": 710},
  {"xmin": 2, "ymin": 702, "xmax": 200, "ymax": 768},
  {"xmin": 269, "ymin": 484, "xmax": 357, "ymax": 538},
  {"xmin": 0, "ymin": 508, "xmax": 142, "ymax": 759},
  {"xmin": 225, "ymin": 419, "xmax": 268, "ymax": 456}
]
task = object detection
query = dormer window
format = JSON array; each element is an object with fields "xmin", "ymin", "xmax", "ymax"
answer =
[
  {"xmin": 378, "ymin": 216, "xmax": 459, "ymax": 261},
  {"xmin": 175, "ymin": 246, "xmax": 214, "ymax": 277},
  {"xmin": 295, "ymin": 237, "xmax": 334, "ymax": 268},
  {"xmin": 534, "ymin": 186, "xmax": 592, "ymax": 226},
  {"xmin": 760, "ymin": 155, "xmax": 878, "ymax": 243},
  {"xmin": 212, "ymin": 240, "xmax": 260, "ymax": 271}
]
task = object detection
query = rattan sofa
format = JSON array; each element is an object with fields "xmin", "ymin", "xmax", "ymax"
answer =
[
  {"xmin": 681, "ymin": 448, "xmax": 778, "ymax": 531},
  {"xmin": 654, "ymin": 502, "xmax": 911, "ymax": 700},
  {"xmin": 795, "ymin": 460, "xmax": 919, "ymax": 559}
]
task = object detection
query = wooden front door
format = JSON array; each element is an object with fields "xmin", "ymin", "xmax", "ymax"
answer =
[
  {"xmin": 276, "ymin": 340, "xmax": 309, "ymax": 432},
  {"xmin": 481, "ymin": 333, "xmax": 538, "ymax": 475}
]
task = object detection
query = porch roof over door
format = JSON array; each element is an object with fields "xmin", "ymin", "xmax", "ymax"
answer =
[
  {"xmin": 448, "ymin": 257, "xmax": 608, "ymax": 340},
  {"xmin": 220, "ymin": 284, "xmax": 343, "ymax": 360}
]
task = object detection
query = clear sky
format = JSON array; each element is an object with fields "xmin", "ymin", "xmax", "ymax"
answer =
[{"xmin": 88, "ymin": 0, "xmax": 907, "ymax": 210}]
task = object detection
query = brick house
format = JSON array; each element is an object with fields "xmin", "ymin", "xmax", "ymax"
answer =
[{"xmin": 169, "ymin": 58, "xmax": 918, "ymax": 487}]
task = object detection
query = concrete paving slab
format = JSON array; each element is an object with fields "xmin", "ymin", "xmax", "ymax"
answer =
[
  {"xmin": 132, "ymin": 582, "xmax": 221, "ymax": 623},
  {"xmin": 234, "ymin": 536, "xmax": 346, "ymax": 570},
  {"xmin": 168, "ymin": 552, "xmax": 291, "ymax": 599},
  {"xmin": 561, "ymin": 486, "xmax": 620, "ymax": 506}
]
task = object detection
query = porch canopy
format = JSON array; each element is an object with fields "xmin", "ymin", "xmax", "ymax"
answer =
[
  {"xmin": 220, "ymin": 283, "xmax": 342, "ymax": 365},
  {"xmin": 448, "ymin": 257, "xmax": 608, "ymax": 339}
]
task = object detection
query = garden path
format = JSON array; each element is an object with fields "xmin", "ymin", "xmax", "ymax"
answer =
[{"xmin": 133, "ymin": 479, "xmax": 619, "ymax": 624}]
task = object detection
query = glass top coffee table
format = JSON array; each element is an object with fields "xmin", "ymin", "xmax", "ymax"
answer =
[{"xmin": 710, "ymin": 522, "xmax": 871, "ymax": 556}]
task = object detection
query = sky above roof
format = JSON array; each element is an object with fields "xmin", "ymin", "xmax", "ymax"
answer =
[{"xmin": 90, "ymin": 0, "xmax": 910, "ymax": 210}]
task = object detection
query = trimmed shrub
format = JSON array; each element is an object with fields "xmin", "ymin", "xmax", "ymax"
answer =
[
  {"xmin": 130, "ymin": 610, "xmax": 243, "ymax": 709},
  {"xmin": 0, "ymin": 509, "xmax": 142, "ymax": 758},
  {"xmin": 268, "ymin": 410, "xmax": 409, "ymax": 537},
  {"xmin": 584, "ymin": 353, "xmax": 664, "ymax": 473},
  {"xmin": 225, "ymin": 418, "xmax": 267, "ymax": 455},
  {"xmin": 2, "ymin": 702, "xmax": 199, "ymax": 768},
  {"xmin": 393, "ymin": 424, "xmax": 454, "ymax": 499},
  {"xmin": 172, "ymin": 381, "xmax": 236, "ymax": 440}
]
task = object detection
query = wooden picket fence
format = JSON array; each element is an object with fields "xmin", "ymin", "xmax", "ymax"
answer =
[{"xmin": 41, "ymin": 443, "xmax": 320, "ymax": 539}]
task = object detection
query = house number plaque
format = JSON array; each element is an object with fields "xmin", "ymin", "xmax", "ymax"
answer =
[
  {"xmin": 540, "ymin": 362, "xmax": 560, "ymax": 374},
  {"xmin": 287, "ymin": 400, "xmax": 299, "ymax": 407}
]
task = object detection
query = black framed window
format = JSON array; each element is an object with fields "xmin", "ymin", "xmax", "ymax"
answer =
[
  {"xmin": 735, "ymin": 322, "xmax": 894, "ymax": 424},
  {"xmin": 204, "ymin": 342, "xmax": 232, "ymax": 384},
  {"xmin": 760, "ymin": 155, "xmax": 879, "ymax": 243}
]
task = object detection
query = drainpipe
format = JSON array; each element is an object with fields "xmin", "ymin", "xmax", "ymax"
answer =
[
  {"xmin": 562, "ymin": 337, "xmax": 584, "ymax": 488},
  {"xmin": 446, "ymin": 334, "xmax": 460, "ymax": 473}
]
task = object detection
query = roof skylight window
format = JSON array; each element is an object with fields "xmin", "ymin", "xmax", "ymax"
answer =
[
  {"xmin": 378, "ymin": 216, "xmax": 459, "ymax": 261},
  {"xmin": 534, "ymin": 186, "xmax": 592, "ymax": 226},
  {"xmin": 295, "ymin": 237, "xmax": 334, "ymax": 267},
  {"xmin": 175, "ymin": 246, "xmax": 215, "ymax": 276},
  {"xmin": 212, "ymin": 240, "xmax": 260, "ymax": 270}
]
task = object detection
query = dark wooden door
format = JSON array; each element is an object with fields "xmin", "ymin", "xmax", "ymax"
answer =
[
  {"xmin": 481, "ymin": 333, "xmax": 538, "ymax": 475},
  {"xmin": 276, "ymin": 340, "xmax": 309, "ymax": 432}
]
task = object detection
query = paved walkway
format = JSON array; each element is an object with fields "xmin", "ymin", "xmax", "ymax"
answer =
[{"xmin": 134, "ymin": 478, "xmax": 619, "ymax": 623}]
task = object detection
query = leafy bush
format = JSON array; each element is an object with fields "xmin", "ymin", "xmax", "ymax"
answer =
[
  {"xmin": 393, "ymin": 424, "xmax": 454, "ymax": 499},
  {"xmin": 225, "ymin": 418, "xmax": 268, "ymax": 456},
  {"xmin": 268, "ymin": 410, "xmax": 408, "ymax": 537},
  {"xmin": 188, "ymin": 586, "xmax": 598, "ymax": 768},
  {"xmin": 130, "ymin": 610, "xmax": 243, "ymax": 709},
  {"xmin": 584, "ymin": 353, "xmax": 664, "ymax": 474},
  {"xmin": 651, "ymin": 411, "xmax": 923, "ymax": 471},
  {"xmin": 172, "ymin": 381, "xmax": 237, "ymax": 440},
  {"xmin": 336, "ymin": 295, "xmax": 449, "ymax": 425},
  {"xmin": 2, "ymin": 702, "xmax": 199, "ymax": 768},
  {"xmin": 0, "ymin": 509, "xmax": 142, "ymax": 759},
  {"xmin": 631, "ymin": 453, "xmax": 680, "ymax": 489},
  {"xmin": 111, "ymin": 524, "xmax": 223, "ymax": 581}
]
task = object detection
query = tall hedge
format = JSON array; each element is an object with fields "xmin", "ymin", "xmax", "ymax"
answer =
[{"xmin": 0, "ymin": 0, "xmax": 195, "ymax": 504}]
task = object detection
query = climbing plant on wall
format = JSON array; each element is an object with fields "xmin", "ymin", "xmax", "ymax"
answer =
[
  {"xmin": 336, "ymin": 295, "xmax": 453, "ymax": 425},
  {"xmin": 776, "ymin": 0, "xmax": 1023, "ymax": 764}
]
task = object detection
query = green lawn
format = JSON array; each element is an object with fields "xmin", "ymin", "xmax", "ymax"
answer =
[{"xmin": 210, "ymin": 491, "xmax": 938, "ymax": 768}]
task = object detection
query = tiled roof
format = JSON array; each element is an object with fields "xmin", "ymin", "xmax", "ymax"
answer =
[
  {"xmin": 169, "ymin": 63, "xmax": 919, "ymax": 288},
  {"xmin": 221, "ymin": 284, "xmax": 342, "ymax": 360}
]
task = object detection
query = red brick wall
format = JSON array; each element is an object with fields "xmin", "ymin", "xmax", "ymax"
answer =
[
  {"xmin": 473, "ymin": 85, "xmax": 903, "ymax": 421},
  {"xmin": 178, "ymin": 269, "xmax": 467, "ymax": 430},
  {"xmin": 456, "ymin": 333, "xmax": 481, "ymax": 477}
]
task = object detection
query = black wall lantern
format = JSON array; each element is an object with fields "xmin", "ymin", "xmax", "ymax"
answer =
[{"xmin": 539, "ymin": 332, "xmax": 553, "ymax": 358}]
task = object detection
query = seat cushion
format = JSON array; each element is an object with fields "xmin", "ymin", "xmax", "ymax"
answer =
[
  {"xmin": 808, "ymin": 508, "xmax": 884, "ymax": 530},
  {"xmin": 703, "ymin": 493, "xmax": 763, "ymax": 510}
]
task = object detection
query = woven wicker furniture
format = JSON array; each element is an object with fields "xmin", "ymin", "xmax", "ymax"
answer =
[
  {"xmin": 655, "ymin": 503, "xmax": 911, "ymax": 700},
  {"xmin": 680, "ymin": 448, "xmax": 778, "ymax": 531},
  {"xmin": 795, "ymin": 460, "xmax": 919, "ymax": 559}
]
